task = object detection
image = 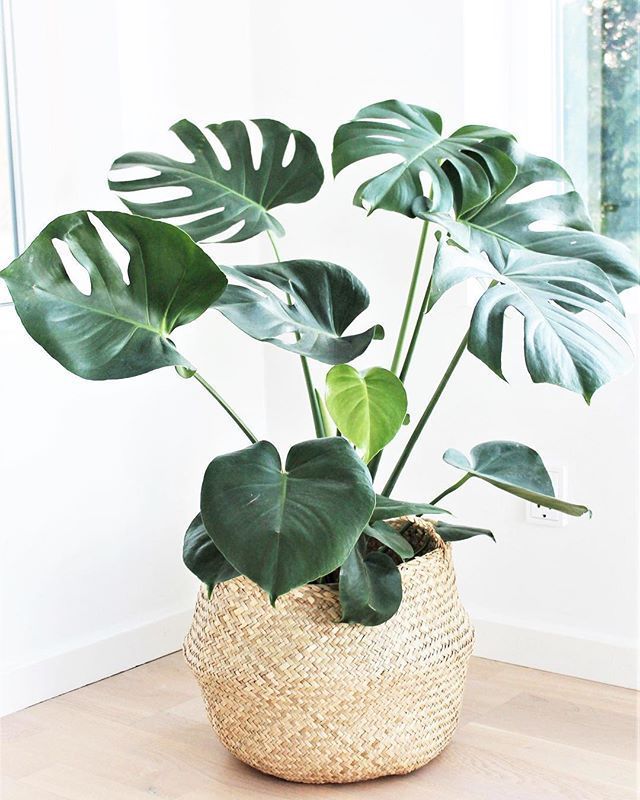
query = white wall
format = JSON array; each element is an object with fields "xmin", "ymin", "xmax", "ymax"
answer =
[
  {"xmin": 0, "ymin": 0, "xmax": 266, "ymax": 715},
  {"xmin": 1, "ymin": 0, "xmax": 637, "ymax": 715},
  {"xmin": 249, "ymin": 0, "xmax": 639, "ymax": 688}
]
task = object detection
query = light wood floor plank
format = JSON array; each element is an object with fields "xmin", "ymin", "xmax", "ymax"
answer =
[{"xmin": 1, "ymin": 653, "xmax": 637, "ymax": 799}]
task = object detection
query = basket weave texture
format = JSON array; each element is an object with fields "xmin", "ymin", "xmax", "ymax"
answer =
[{"xmin": 183, "ymin": 517, "xmax": 474, "ymax": 784}]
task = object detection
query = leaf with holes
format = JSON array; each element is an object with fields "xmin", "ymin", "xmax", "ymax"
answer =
[
  {"xmin": 332, "ymin": 99, "xmax": 516, "ymax": 216},
  {"xmin": 200, "ymin": 438, "xmax": 375, "ymax": 602},
  {"xmin": 427, "ymin": 239, "xmax": 632, "ymax": 401},
  {"xmin": 325, "ymin": 365, "xmax": 407, "ymax": 461},
  {"xmin": 183, "ymin": 514, "xmax": 239, "ymax": 592},
  {"xmin": 0, "ymin": 211, "xmax": 226, "ymax": 380},
  {"xmin": 214, "ymin": 261, "xmax": 383, "ymax": 364},
  {"xmin": 339, "ymin": 538, "xmax": 402, "ymax": 626},
  {"xmin": 370, "ymin": 495, "xmax": 450, "ymax": 523},
  {"xmin": 443, "ymin": 441, "xmax": 590, "ymax": 516},
  {"xmin": 415, "ymin": 138, "xmax": 638, "ymax": 294},
  {"xmin": 109, "ymin": 118, "xmax": 324, "ymax": 243}
]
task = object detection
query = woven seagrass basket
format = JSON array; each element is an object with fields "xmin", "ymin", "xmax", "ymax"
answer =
[{"xmin": 183, "ymin": 517, "xmax": 474, "ymax": 784}]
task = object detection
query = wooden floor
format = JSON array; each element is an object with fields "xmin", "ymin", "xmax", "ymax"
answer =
[{"xmin": 1, "ymin": 654, "xmax": 637, "ymax": 800}]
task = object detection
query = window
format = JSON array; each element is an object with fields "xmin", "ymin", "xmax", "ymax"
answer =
[{"xmin": 561, "ymin": 0, "xmax": 639, "ymax": 260}]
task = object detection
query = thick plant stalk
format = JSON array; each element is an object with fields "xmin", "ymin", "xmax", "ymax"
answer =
[
  {"xmin": 399, "ymin": 275, "xmax": 432, "ymax": 383},
  {"xmin": 370, "ymin": 221, "xmax": 430, "ymax": 482},
  {"xmin": 192, "ymin": 372, "xmax": 258, "ymax": 444},
  {"xmin": 368, "ymin": 449, "xmax": 383, "ymax": 481},
  {"xmin": 390, "ymin": 220, "xmax": 430, "ymax": 375},
  {"xmin": 266, "ymin": 231, "xmax": 325, "ymax": 438},
  {"xmin": 383, "ymin": 331, "xmax": 469, "ymax": 496}
]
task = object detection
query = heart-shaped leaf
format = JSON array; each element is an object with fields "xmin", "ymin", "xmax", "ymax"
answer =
[
  {"xmin": 214, "ymin": 261, "xmax": 383, "ymax": 364},
  {"xmin": 0, "ymin": 211, "xmax": 226, "ymax": 380},
  {"xmin": 339, "ymin": 538, "xmax": 402, "ymax": 626},
  {"xmin": 365, "ymin": 521, "xmax": 413, "ymax": 560},
  {"xmin": 183, "ymin": 514, "xmax": 239, "ymax": 592},
  {"xmin": 428, "ymin": 240, "xmax": 632, "ymax": 401},
  {"xmin": 325, "ymin": 365, "xmax": 407, "ymax": 462},
  {"xmin": 332, "ymin": 99, "xmax": 516, "ymax": 216},
  {"xmin": 200, "ymin": 438, "xmax": 375, "ymax": 602},
  {"xmin": 443, "ymin": 441, "xmax": 590, "ymax": 516},
  {"xmin": 417, "ymin": 138, "xmax": 638, "ymax": 293},
  {"xmin": 109, "ymin": 118, "xmax": 323, "ymax": 243},
  {"xmin": 431, "ymin": 520, "xmax": 495, "ymax": 543},
  {"xmin": 370, "ymin": 495, "xmax": 449, "ymax": 523}
]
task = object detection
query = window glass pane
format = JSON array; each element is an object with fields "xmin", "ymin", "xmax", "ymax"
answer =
[{"xmin": 561, "ymin": 0, "xmax": 639, "ymax": 260}]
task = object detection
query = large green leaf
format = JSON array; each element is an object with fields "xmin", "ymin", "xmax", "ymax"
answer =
[
  {"xmin": 443, "ymin": 441, "xmax": 590, "ymax": 517},
  {"xmin": 417, "ymin": 138, "xmax": 638, "ymax": 293},
  {"xmin": 183, "ymin": 514, "xmax": 239, "ymax": 592},
  {"xmin": 339, "ymin": 538, "xmax": 402, "ymax": 626},
  {"xmin": 332, "ymin": 99, "xmax": 516, "ymax": 216},
  {"xmin": 200, "ymin": 438, "xmax": 375, "ymax": 602},
  {"xmin": 370, "ymin": 495, "xmax": 449, "ymax": 523},
  {"xmin": 0, "ymin": 211, "xmax": 226, "ymax": 380},
  {"xmin": 325, "ymin": 365, "xmax": 407, "ymax": 462},
  {"xmin": 428, "ymin": 239, "xmax": 632, "ymax": 401},
  {"xmin": 109, "ymin": 118, "xmax": 323, "ymax": 243},
  {"xmin": 214, "ymin": 261, "xmax": 382, "ymax": 364}
]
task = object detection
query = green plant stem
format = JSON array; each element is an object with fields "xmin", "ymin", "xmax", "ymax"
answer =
[
  {"xmin": 315, "ymin": 388, "xmax": 334, "ymax": 436},
  {"xmin": 390, "ymin": 220, "xmax": 429, "ymax": 375},
  {"xmin": 370, "ymin": 221, "xmax": 430, "ymax": 484},
  {"xmin": 266, "ymin": 229, "xmax": 283, "ymax": 262},
  {"xmin": 399, "ymin": 275, "xmax": 432, "ymax": 383},
  {"xmin": 301, "ymin": 355, "xmax": 326, "ymax": 437},
  {"xmin": 192, "ymin": 372, "xmax": 258, "ymax": 444},
  {"xmin": 368, "ymin": 450, "xmax": 382, "ymax": 481},
  {"xmin": 266, "ymin": 230, "xmax": 325, "ymax": 438},
  {"xmin": 382, "ymin": 331, "xmax": 469, "ymax": 496},
  {"xmin": 430, "ymin": 473, "xmax": 471, "ymax": 505}
]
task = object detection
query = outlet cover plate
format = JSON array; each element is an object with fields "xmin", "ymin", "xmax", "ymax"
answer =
[{"xmin": 525, "ymin": 466, "xmax": 567, "ymax": 527}]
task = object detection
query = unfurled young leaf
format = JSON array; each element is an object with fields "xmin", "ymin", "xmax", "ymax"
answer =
[
  {"xmin": 365, "ymin": 521, "xmax": 414, "ymax": 560},
  {"xmin": 200, "ymin": 438, "xmax": 375, "ymax": 603},
  {"xmin": 325, "ymin": 365, "xmax": 407, "ymax": 461},
  {"xmin": 1, "ymin": 211, "xmax": 226, "ymax": 380},
  {"xmin": 339, "ymin": 538, "xmax": 402, "ymax": 626},
  {"xmin": 370, "ymin": 495, "xmax": 450, "ymax": 523},
  {"xmin": 333, "ymin": 99, "xmax": 516, "ymax": 216},
  {"xmin": 214, "ymin": 261, "xmax": 383, "ymax": 364},
  {"xmin": 442, "ymin": 441, "xmax": 590, "ymax": 517},
  {"xmin": 109, "ymin": 118, "xmax": 323, "ymax": 243}
]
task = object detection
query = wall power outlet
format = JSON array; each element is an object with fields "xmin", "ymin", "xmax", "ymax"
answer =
[{"xmin": 525, "ymin": 466, "xmax": 567, "ymax": 527}]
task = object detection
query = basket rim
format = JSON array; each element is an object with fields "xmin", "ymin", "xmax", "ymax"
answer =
[
  {"xmin": 203, "ymin": 515, "xmax": 448, "ymax": 602},
  {"xmin": 308, "ymin": 514, "xmax": 446, "ymax": 594}
]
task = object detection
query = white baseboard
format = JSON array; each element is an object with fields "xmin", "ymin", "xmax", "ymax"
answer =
[
  {"xmin": 3, "ymin": 608, "xmax": 636, "ymax": 717},
  {"xmin": 1, "ymin": 608, "xmax": 193, "ymax": 716},
  {"xmin": 471, "ymin": 613, "xmax": 639, "ymax": 689}
]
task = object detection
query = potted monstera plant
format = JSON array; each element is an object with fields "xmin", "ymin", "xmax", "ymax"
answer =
[{"xmin": 2, "ymin": 100, "xmax": 636, "ymax": 785}]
